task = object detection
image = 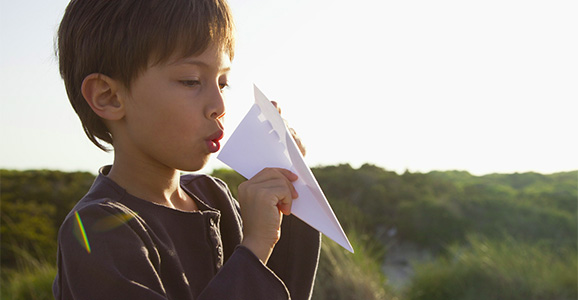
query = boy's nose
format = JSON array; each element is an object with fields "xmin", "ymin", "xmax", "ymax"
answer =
[{"xmin": 207, "ymin": 86, "xmax": 226, "ymax": 120}]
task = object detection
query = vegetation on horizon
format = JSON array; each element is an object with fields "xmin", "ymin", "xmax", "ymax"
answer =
[{"xmin": 1, "ymin": 165, "xmax": 576, "ymax": 299}]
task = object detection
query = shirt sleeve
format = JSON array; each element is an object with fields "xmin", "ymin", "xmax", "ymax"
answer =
[
  {"xmin": 267, "ymin": 215, "xmax": 322, "ymax": 300},
  {"xmin": 53, "ymin": 202, "xmax": 291, "ymax": 300},
  {"xmin": 53, "ymin": 203, "xmax": 169, "ymax": 300},
  {"xmin": 197, "ymin": 246, "xmax": 289, "ymax": 299},
  {"xmin": 201, "ymin": 175, "xmax": 322, "ymax": 300}
]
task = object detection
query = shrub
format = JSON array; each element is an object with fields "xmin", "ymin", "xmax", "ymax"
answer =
[
  {"xmin": 1, "ymin": 249, "xmax": 56, "ymax": 300},
  {"xmin": 406, "ymin": 235, "xmax": 577, "ymax": 300},
  {"xmin": 313, "ymin": 230, "xmax": 394, "ymax": 300}
]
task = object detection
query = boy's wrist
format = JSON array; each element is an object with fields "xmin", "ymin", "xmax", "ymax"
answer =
[{"xmin": 241, "ymin": 237, "xmax": 274, "ymax": 264}]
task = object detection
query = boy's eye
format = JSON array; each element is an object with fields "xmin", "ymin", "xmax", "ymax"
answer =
[
  {"xmin": 180, "ymin": 80, "xmax": 201, "ymax": 87},
  {"xmin": 219, "ymin": 82, "xmax": 229, "ymax": 91}
]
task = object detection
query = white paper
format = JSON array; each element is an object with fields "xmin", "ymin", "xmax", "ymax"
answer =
[{"xmin": 218, "ymin": 85, "xmax": 354, "ymax": 253}]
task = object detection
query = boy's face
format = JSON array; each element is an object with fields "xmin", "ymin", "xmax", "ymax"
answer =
[{"xmin": 118, "ymin": 43, "xmax": 231, "ymax": 172}]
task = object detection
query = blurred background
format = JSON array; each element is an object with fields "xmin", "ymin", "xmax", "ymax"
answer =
[
  {"xmin": 1, "ymin": 0, "xmax": 576, "ymax": 175},
  {"xmin": 1, "ymin": 0, "xmax": 576, "ymax": 299}
]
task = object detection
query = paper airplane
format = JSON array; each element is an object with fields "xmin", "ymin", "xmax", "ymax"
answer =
[{"xmin": 218, "ymin": 85, "xmax": 354, "ymax": 253}]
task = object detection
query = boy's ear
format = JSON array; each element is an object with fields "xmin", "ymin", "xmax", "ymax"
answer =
[{"xmin": 81, "ymin": 73, "xmax": 125, "ymax": 121}]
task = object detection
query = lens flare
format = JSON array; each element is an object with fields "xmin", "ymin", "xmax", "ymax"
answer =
[
  {"xmin": 74, "ymin": 211, "xmax": 91, "ymax": 253},
  {"xmin": 92, "ymin": 212, "xmax": 136, "ymax": 232},
  {"xmin": 73, "ymin": 210, "xmax": 137, "ymax": 253}
]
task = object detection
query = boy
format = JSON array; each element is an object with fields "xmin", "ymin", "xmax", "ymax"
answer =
[{"xmin": 53, "ymin": 0, "xmax": 320, "ymax": 299}]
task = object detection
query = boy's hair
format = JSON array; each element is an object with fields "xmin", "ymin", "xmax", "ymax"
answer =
[{"xmin": 57, "ymin": 0, "xmax": 235, "ymax": 151}]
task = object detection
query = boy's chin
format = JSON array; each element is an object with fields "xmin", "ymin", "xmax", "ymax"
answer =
[{"xmin": 179, "ymin": 156, "xmax": 210, "ymax": 173}]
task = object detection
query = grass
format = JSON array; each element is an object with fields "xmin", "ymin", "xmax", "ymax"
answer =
[
  {"xmin": 1, "ymin": 230, "xmax": 392, "ymax": 300},
  {"xmin": 313, "ymin": 230, "xmax": 396, "ymax": 300},
  {"xmin": 405, "ymin": 235, "xmax": 577, "ymax": 300},
  {"xmin": 3, "ymin": 168, "xmax": 575, "ymax": 299},
  {"xmin": 1, "ymin": 249, "xmax": 56, "ymax": 300},
  {"xmin": 4, "ymin": 234, "xmax": 575, "ymax": 300}
]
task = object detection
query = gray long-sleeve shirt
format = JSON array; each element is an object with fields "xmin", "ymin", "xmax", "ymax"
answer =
[{"xmin": 53, "ymin": 166, "xmax": 321, "ymax": 299}]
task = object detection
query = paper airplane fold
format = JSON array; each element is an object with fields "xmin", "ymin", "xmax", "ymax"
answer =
[{"xmin": 217, "ymin": 85, "xmax": 354, "ymax": 253}]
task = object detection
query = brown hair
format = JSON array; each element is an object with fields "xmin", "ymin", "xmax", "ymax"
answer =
[{"xmin": 57, "ymin": 0, "xmax": 235, "ymax": 151}]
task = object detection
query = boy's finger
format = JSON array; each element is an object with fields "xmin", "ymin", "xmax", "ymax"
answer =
[
  {"xmin": 275, "ymin": 168, "xmax": 298, "ymax": 182},
  {"xmin": 278, "ymin": 170, "xmax": 299, "ymax": 199},
  {"xmin": 273, "ymin": 169, "xmax": 298, "ymax": 199},
  {"xmin": 251, "ymin": 168, "xmax": 298, "ymax": 183},
  {"xmin": 269, "ymin": 176, "xmax": 299, "ymax": 200},
  {"xmin": 246, "ymin": 168, "xmax": 299, "ymax": 200},
  {"xmin": 275, "ymin": 188, "xmax": 293, "ymax": 215},
  {"xmin": 271, "ymin": 101, "xmax": 281, "ymax": 114},
  {"xmin": 248, "ymin": 168, "xmax": 281, "ymax": 184},
  {"xmin": 277, "ymin": 202, "xmax": 292, "ymax": 216},
  {"xmin": 289, "ymin": 127, "xmax": 306, "ymax": 156}
]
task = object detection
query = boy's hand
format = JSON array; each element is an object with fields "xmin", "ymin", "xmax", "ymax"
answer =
[
  {"xmin": 271, "ymin": 101, "xmax": 306, "ymax": 156},
  {"xmin": 238, "ymin": 168, "xmax": 299, "ymax": 264}
]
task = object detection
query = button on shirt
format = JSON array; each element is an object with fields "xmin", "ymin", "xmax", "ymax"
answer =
[{"xmin": 207, "ymin": 216, "xmax": 224, "ymax": 269}]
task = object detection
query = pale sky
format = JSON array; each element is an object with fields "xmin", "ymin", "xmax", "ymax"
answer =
[{"xmin": 1, "ymin": 0, "xmax": 576, "ymax": 176}]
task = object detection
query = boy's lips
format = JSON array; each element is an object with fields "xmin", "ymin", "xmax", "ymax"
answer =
[{"xmin": 206, "ymin": 130, "xmax": 224, "ymax": 153}]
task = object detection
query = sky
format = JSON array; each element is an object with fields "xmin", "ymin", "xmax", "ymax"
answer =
[{"xmin": 1, "ymin": 0, "xmax": 576, "ymax": 176}]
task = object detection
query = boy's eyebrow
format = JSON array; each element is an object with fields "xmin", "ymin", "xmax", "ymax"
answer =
[{"xmin": 170, "ymin": 58, "xmax": 231, "ymax": 73}]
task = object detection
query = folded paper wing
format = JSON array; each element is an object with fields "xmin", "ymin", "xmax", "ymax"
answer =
[{"xmin": 217, "ymin": 85, "xmax": 354, "ymax": 253}]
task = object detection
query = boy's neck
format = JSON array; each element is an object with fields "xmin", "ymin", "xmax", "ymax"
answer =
[{"xmin": 106, "ymin": 154, "xmax": 197, "ymax": 211}]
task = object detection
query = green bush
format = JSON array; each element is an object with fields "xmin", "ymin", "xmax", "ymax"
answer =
[
  {"xmin": 313, "ymin": 230, "xmax": 393, "ymax": 300},
  {"xmin": 1, "ymin": 167, "xmax": 576, "ymax": 299},
  {"xmin": 406, "ymin": 235, "xmax": 577, "ymax": 300},
  {"xmin": 397, "ymin": 197, "xmax": 469, "ymax": 251},
  {"xmin": 1, "ymin": 169, "xmax": 95, "ymax": 268},
  {"xmin": 1, "ymin": 249, "xmax": 57, "ymax": 300}
]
